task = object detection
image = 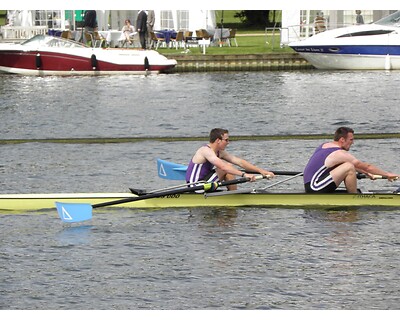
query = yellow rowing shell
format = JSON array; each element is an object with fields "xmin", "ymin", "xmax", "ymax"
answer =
[{"xmin": 0, "ymin": 191, "xmax": 399, "ymax": 212}]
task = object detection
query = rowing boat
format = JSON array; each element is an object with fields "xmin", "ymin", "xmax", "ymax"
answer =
[{"xmin": 1, "ymin": 190, "xmax": 399, "ymax": 212}]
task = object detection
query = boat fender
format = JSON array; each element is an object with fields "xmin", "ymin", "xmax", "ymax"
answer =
[
  {"xmin": 35, "ymin": 53, "xmax": 42, "ymax": 69},
  {"xmin": 385, "ymin": 54, "xmax": 391, "ymax": 70},
  {"xmin": 91, "ymin": 54, "xmax": 97, "ymax": 70},
  {"xmin": 144, "ymin": 56, "xmax": 150, "ymax": 70}
]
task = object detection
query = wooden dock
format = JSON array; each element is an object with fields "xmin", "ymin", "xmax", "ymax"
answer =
[{"xmin": 166, "ymin": 53, "xmax": 313, "ymax": 72}]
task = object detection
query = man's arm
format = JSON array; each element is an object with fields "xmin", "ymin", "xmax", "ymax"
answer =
[
  {"xmin": 220, "ymin": 152, "xmax": 274, "ymax": 178},
  {"xmin": 204, "ymin": 149, "xmax": 244, "ymax": 176},
  {"xmin": 353, "ymin": 159, "xmax": 399, "ymax": 181},
  {"xmin": 326, "ymin": 150, "xmax": 399, "ymax": 181}
]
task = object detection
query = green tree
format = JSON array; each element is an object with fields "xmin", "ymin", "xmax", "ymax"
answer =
[{"xmin": 234, "ymin": 10, "xmax": 280, "ymax": 28}]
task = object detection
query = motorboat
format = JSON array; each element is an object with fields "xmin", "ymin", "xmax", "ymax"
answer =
[
  {"xmin": 289, "ymin": 11, "xmax": 400, "ymax": 70},
  {"xmin": 0, "ymin": 34, "xmax": 177, "ymax": 75}
]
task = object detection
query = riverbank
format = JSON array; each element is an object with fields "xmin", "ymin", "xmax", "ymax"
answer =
[{"xmin": 165, "ymin": 52, "xmax": 313, "ymax": 72}]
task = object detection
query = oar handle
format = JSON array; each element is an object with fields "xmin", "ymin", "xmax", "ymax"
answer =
[
  {"xmin": 271, "ymin": 170, "xmax": 302, "ymax": 176},
  {"xmin": 356, "ymin": 173, "xmax": 395, "ymax": 180}
]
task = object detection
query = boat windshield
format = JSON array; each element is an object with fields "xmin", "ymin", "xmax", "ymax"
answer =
[
  {"xmin": 21, "ymin": 34, "xmax": 88, "ymax": 48},
  {"xmin": 374, "ymin": 11, "xmax": 400, "ymax": 27}
]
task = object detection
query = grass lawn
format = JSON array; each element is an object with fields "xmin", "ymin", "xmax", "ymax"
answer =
[
  {"xmin": 161, "ymin": 33, "xmax": 294, "ymax": 56},
  {"xmin": 158, "ymin": 10, "xmax": 293, "ymax": 56}
]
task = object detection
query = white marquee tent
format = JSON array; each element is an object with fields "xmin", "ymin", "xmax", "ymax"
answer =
[
  {"xmin": 6, "ymin": 10, "xmax": 216, "ymax": 33},
  {"xmin": 101, "ymin": 10, "xmax": 216, "ymax": 32}
]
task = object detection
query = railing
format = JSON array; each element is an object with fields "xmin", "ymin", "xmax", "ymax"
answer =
[
  {"xmin": 279, "ymin": 22, "xmax": 354, "ymax": 47},
  {"xmin": 0, "ymin": 26, "xmax": 48, "ymax": 40},
  {"xmin": 265, "ymin": 25, "xmax": 316, "ymax": 49}
]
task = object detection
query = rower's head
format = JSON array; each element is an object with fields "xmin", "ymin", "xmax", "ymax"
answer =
[
  {"xmin": 209, "ymin": 128, "xmax": 229, "ymax": 142},
  {"xmin": 334, "ymin": 127, "xmax": 354, "ymax": 151},
  {"xmin": 210, "ymin": 128, "xmax": 230, "ymax": 149}
]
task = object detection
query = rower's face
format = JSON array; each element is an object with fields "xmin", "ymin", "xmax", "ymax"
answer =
[
  {"xmin": 219, "ymin": 134, "xmax": 230, "ymax": 149},
  {"xmin": 342, "ymin": 133, "xmax": 354, "ymax": 151}
]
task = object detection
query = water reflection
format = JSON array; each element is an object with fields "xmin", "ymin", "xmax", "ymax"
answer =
[
  {"xmin": 188, "ymin": 207, "xmax": 239, "ymax": 228},
  {"xmin": 56, "ymin": 225, "xmax": 93, "ymax": 245},
  {"xmin": 304, "ymin": 208, "xmax": 361, "ymax": 223}
]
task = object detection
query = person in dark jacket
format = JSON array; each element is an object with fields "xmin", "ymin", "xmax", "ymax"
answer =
[
  {"xmin": 83, "ymin": 10, "xmax": 97, "ymax": 33},
  {"xmin": 136, "ymin": 10, "xmax": 148, "ymax": 49}
]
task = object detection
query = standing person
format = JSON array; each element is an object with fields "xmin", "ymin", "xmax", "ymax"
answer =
[
  {"xmin": 356, "ymin": 10, "xmax": 364, "ymax": 24},
  {"xmin": 83, "ymin": 10, "xmax": 97, "ymax": 33},
  {"xmin": 136, "ymin": 10, "xmax": 148, "ymax": 49},
  {"xmin": 146, "ymin": 10, "xmax": 155, "ymax": 49},
  {"xmin": 82, "ymin": 10, "xmax": 97, "ymax": 44},
  {"xmin": 303, "ymin": 127, "xmax": 399, "ymax": 193},
  {"xmin": 186, "ymin": 128, "xmax": 275, "ymax": 191}
]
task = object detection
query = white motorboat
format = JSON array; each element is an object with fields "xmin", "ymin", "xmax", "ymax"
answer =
[
  {"xmin": 0, "ymin": 34, "xmax": 177, "ymax": 75},
  {"xmin": 289, "ymin": 11, "xmax": 400, "ymax": 70}
]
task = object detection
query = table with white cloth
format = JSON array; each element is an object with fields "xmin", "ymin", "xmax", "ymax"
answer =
[{"xmin": 98, "ymin": 30, "xmax": 123, "ymax": 47}]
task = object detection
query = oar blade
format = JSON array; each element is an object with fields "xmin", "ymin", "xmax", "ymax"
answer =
[
  {"xmin": 157, "ymin": 158, "xmax": 187, "ymax": 180},
  {"xmin": 56, "ymin": 202, "xmax": 93, "ymax": 223}
]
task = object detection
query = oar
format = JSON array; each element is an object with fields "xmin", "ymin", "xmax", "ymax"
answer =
[
  {"xmin": 156, "ymin": 158, "xmax": 302, "ymax": 180},
  {"xmin": 130, "ymin": 180, "xmax": 207, "ymax": 196},
  {"xmin": 56, "ymin": 176, "xmax": 265, "ymax": 223}
]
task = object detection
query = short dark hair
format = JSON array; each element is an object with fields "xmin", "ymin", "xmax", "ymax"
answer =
[
  {"xmin": 209, "ymin": 128, "xmax": 229, "ymax": 143},
  {"xmin": 334, "ymin": 127, "xmax": 354, "ymax": 141}
]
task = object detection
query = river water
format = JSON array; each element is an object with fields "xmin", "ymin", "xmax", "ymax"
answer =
[{"xmin": 0, "ymin": 70, "xmax": 399, "ymax": 310}]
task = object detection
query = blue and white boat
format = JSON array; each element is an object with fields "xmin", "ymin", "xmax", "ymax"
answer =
[{"xmin": 289, "ymin": 11, "xmax": 400, "ymax": 70}]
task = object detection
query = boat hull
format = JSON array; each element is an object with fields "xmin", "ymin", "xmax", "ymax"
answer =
[
  {"xmin": 290, "ymin": 48, "xmax": 400, "ymax": 70},
  {"xmin": 1, "ymin": 192, "xmax": 399, "ymax": 212},
  {"xmin": 0, "ymin": 49, "xmax": 176, "ymax": 75}
]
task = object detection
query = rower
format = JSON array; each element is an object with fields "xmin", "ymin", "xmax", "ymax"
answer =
[
  {"xmin": 185, "ymin": 128, "xmax": 274, "ymax": 191},
  {"xmin": 303, "ymin": 127, "xmax": 399, "ymax": 193}
]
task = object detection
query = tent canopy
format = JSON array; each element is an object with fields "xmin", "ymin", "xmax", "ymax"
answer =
[
  {"xmin": 6, "ymin": 10, "xmax": 216, "ymax": 34},
  {"xmin": 98, "ymin": 10, "xmax": 215, "ymax": 32}
]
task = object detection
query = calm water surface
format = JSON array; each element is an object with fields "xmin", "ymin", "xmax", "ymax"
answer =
[{"xmin": 0, "ymin": 71, "xmax": 399, "ymax": 309}]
